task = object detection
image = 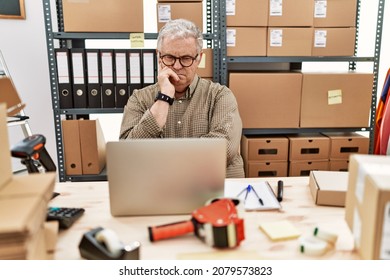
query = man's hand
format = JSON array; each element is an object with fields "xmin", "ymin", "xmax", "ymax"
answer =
[{"xmin": 157, "ymin": 64, "xmax": 179, "ymax": 97}]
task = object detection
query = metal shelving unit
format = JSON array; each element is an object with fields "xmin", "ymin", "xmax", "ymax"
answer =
[
  {"xmin": 42, "ymin": 0, "xmax": 221, "ymax": 182},
  {"xmin": 218, "ymin": 0, "xmax": 386, "ymax": 154}
]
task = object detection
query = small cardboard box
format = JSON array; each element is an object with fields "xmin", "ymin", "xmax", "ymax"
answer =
[
  {"xmin": 288, "ymin": 134, "xmax": 330, "ymax": 161},
  {"xmin": 241, "ymin": 135, "xmax": 289, "ymax": 162},
  {"xmin": 312, "ymin": 28, "xmax": 356, "ymax": 56},
  {"xmin": 267, "ymin": 28, "xmax": 313, "ymax": 56},
  {"xmin": 323, "ymin": 132, "xmax": 369, "ymax": 160},
  {"xmin": 309, "ymin": 170, "xmax": 348, "ymax": 207},
  {"xmin": 345, "ymin": 154, "xmax": 390, "ymax": 231},
  {"xmin": 356, "ymin": 173, "xmax": 390, "ymax": 259},
  {"xmin": 62, "ymin": 0, "xmax": 144, "ymax": 32},
  {"xmin": 157, "ymin": 2, "xmax": 203, "ymax": 32},
  {"xmin": 268, "ymin": 0, "xmax": 314, "ymax": 27},
  {"xmin": 289, "ymin": 160, "xmax": 329, "ymax": 176},
  {"xmin": 197, "ymin": 48, "xmax": 213, "ymax": 79},
  {"xmin": 300, "ymin": 72, "xmax": 374, "ymax": 128},
  {"xmin": 229, "ymin": 72, "xmax": 302, "ymax": 128},
  {"xmin": 246, "ymin": 161, "xmax": 288, "ymax": 178},
  {"xmin": 227, "ymin": 27, "xmax": 267, "ymax": 56},
  {"xmin": 226, "ymin": 0, "xmax": 268, "ymax": 27},
  {"xmin": 313, "ymin": 0, "xmax": 357, "ymax": 27}
]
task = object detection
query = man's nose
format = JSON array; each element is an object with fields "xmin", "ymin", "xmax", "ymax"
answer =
[{"xmin": 172, "ymin": 59, "xmax": 183, "ymax": 69}]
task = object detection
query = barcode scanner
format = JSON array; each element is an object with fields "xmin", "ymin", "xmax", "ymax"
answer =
[{"xmin": 11, "ymin": 134, "xmax": 56, "ymax": 173}]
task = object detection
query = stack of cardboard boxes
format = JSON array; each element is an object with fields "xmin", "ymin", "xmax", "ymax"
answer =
[
  {"xmin": 0, "ymin": 104, "xmax": 57, "ymax": 259},
  {"xmin": 226, "ymin": 0, "xmax": 357, "ymax": 56},
  {"xmin": 241, "ymin": 132, "xmax": 369, "ymax": 178}
]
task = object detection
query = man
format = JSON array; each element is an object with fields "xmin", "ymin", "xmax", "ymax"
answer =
[{"xmin": 119, "ymin": 19, "xmax": 244, "ymax": 178}]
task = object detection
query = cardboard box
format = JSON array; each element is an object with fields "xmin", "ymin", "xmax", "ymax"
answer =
[
  {"xmin": 345, "ymin": 154, "xmax": 390, "ymax": 231},
  {"xmin": 309, "ymin": 170, "xmax": 348, "ymax": 207},
  {"xmin": 226, "ymin": 0, "xmax": 268, "ymax": 27},
  {"xmin": 288, "ymin": 134, "xmax": 330, "ymax": 161},
  {"xmin": 62, "ymin": 0, "xmax": 144, "ymax": 32},
  {"xmin": 241, "ymin": 135, "xmax": 289, "ymax": 161},
  {"xmin": 313, "ymin": 0, "xmax": 357, "ymax": 27},
  {"xmin": 289, "ymin": 160, "xmax": 329, "ymax": 176},
  {"xmin": 356, "ymin": 173, "xmax": 390, "ymax": 259},
  {"xmin": 227, "ymin": 27, "xmax": 267, "ymax": 56},
  {"xmin": 300, "ymin": 72, "xmax": 374, "ymax": 128},
  {"xmin": 197, "ymin": 48, "xmax": 213, "ymax": 79},
  {"xmin": 0, "ymin": 103, "xmax": 56, "ymax": 260},
  {"xmin": 62, "ymin": 120, "xmax": 82, "ymax": 175},
  {"xmin": 323, "ymin": 132, "xmax": 369, "ymax": 159},
  {"xmin": 157, "ymin": 2, "xmax": 203, "ymax": 32},
  {"xmin": 246, "ymin": 161, "xmax": 288, "ymax": 178},
  {"xmin": 229, "ymin": 72, "xmax": 302, "ymax": 128},
  {"xmin": 267, "ymin": 28, "xmax": 313, "ymax": 56},
  {"xmin": 79, "ymin": 119, "xmax": 106, "ymax": 175},
  {"xmin": 312, "ymin": 28, "xmax": 356, "ymax": 56},
  {"xmin": 329, "ymin": 159, "xmax": 349, "ymax": 171},
  {"xmin": 268, "ymin": 0, "xmax": 314, "ymax": 27}
]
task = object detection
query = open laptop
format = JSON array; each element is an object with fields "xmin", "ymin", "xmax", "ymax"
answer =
[{"xmin": 106, "ymin": 138, "xmax": 227, "ymax": 216}]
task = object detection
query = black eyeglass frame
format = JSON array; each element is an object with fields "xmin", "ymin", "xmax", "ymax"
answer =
[{"xmin": 159, "ymin": 54, "xmax": 199, "ymax": 68}]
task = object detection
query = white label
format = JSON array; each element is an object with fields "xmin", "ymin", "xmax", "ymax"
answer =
[
  {"xmin": 270, "ymin": 0, "xmax": 283, "ymax": 16},
  {"xmin": 101, "ymin": 52, "xmax": 113, "ymax": 84},
  {"xmin": 270, "ymin": 29, "xmax": 283, "ymax": 47},
  {"xmin": 353, "ymin": 208, "xmax": 362, "ymax": 249},
  {"xmin": 86, "ymin": 52, "xmax": 99, "ymax": 84},
  {"xmin": 143, "ymin": 53, "xmax": 155, "ymax": 84},
  {"xmin": 226, "ymin": 29, "xmax": 236, "ymax": 47},
  {"xmin": 356, "ymin": 164, "xmax": 389, "ymax": 204},
  {"xmin": 314, "ymin": 0, "xmax": 327, "ymax": 18},
  {"xmin": 129, "ymin": 53, "xmax": 141, "ymax": 84},
  {"xmin": 314, "ymin": 30, "xmax": 327, "ymax": 48},
  {"xmin": 380, "ymin": 202, "xmax": 390, "ymax": 259},
  {"xmin": 115, "ymin": 53, "xmax": 127, "ymax": 84},
  {"xmin": 56, "ymin": 52, "xmax": 69, "ymax": 84},
  {"xmin": 71, "ymin": 53, "xmax": 84, "ymax": 84},
  {"xmin": 226, "ymin": 0, "xmax": 236, "ymax": 15},
  {"xmin": 158, "ymin": 5, "xmax": 171, "ymax": 23}
]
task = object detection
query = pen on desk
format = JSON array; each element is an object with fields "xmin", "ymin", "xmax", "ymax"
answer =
[
  {"xmin": 277, "ymin": 180, "xmax": 284, "ymax": 202},
  {"xmin": 249, "ymin": 185, "xmax": 264, "ymax": 206}
]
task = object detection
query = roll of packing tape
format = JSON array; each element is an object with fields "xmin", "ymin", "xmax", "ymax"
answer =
[
  {"xmin": 313, "ymin": 227, "xmax": 338, "ymax": 244},
  {"xmin": 299, "ymin": 236, "xmax": 329, "ymax": 256},
  {"xmin": 95, "ymin": 228, "xmax": 123, "ymax": 257}
]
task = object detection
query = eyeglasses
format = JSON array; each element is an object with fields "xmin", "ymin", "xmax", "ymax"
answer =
[{"xmin": 159, "ymin": 54, "xmax": 199, "ymax": 67}]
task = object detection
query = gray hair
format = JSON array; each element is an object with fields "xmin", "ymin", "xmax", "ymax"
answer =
[{"xmin": 157, "ymin": 19, "xmax": 203, "ymax": 54}]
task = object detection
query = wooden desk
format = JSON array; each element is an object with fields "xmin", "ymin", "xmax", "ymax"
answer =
[{"xmin": 51, "ymin": 177, "xmax": 358, "ymax": 260}]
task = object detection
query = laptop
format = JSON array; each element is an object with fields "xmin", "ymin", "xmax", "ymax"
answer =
[{"xmin": 106, "ymin": 138, "xmax": 227, "ymax": 216}]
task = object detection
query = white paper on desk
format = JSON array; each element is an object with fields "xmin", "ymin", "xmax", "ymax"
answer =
[{"xmin": 224, "ymin": 181, "xmax": 281, "ymax": 211}]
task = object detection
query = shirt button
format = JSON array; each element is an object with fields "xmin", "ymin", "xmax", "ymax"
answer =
[{"xmin": 178, "ymin": 121, "xmax": 182, "ymax": 125}]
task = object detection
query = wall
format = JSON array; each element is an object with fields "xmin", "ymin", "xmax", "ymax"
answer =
[{"xmin": 0, "ymin": 0, "xmax": 389, "ymax": 178}]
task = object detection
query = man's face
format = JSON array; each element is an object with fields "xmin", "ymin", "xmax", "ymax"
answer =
[{"xmin": 159, "ymin": 36, "xmax": 202, "ymax": 92}]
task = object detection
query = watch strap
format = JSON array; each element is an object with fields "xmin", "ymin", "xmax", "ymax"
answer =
[{"xmin": 155, "ymin": 91, "xmax": 174, "ymax": 105}]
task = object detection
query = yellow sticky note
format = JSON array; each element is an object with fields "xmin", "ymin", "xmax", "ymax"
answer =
[
  {"xmin": 259, "ymin": 220, "xmax": 301, "ymax": 241},
  {"xmin": 130, "ymin": 33, "xmax": 144, "ymax": 48},
  {"xmin": 328, "ymin": 89, "xmax": 342, "ymax": 105}
]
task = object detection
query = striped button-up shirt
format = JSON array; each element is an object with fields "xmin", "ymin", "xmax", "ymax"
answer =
[{"xmin": 119, "ymin": 75, "xmax": 244, "ymax": 178}]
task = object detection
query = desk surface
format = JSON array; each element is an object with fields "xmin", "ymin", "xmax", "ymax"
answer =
[{"xmin": 51, "ymin": 177, "xmax": 358, "ymax": 260}]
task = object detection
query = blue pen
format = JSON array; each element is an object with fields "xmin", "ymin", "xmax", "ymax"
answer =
[{"xmin": 249, "ymin": 185, "xmax": 264, "ymax": 206}]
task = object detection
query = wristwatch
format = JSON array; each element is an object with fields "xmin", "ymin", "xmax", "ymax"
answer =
[{"xmin": 155, "ymin": 91, "xmax": 174, "ymax": 105}]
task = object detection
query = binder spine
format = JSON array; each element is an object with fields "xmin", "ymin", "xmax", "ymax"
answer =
[
  {"xmin": 55, "ymin": 48, "xmax": 73, "ymax": 109},
  {"xmin": 86, "ymin": 49, "xmax": 102, "ymax": 108}
]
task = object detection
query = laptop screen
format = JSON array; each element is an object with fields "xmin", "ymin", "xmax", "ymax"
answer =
[{"xmin": 106, "ymin": 138, "xmax": 227, "ymax": 216}]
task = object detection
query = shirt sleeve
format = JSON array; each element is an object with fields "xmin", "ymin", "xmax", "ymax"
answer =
[{"xmin": 119, "ymin": 88, "xmax": 163, "ymax": 139}]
